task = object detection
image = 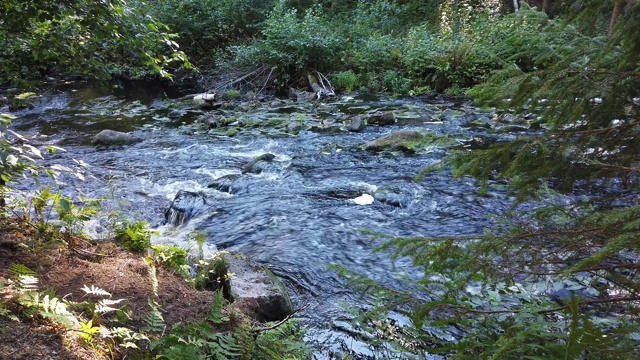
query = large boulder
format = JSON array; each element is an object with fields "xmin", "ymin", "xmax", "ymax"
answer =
[
  {"xmin": 165, "ymin": 190, "xmax": 207, "ymax": 226},
  {"xmin": 223, "ymin": 252, "xmax": 293, "ymax": 322},
  {"xmin": 92, "ymin": 129, "xmax": 142, "ymax": 146}
]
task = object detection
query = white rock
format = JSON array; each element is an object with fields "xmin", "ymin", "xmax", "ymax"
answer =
[{"xmin": 351, "ymin": 193, "xmax": 374, "ymax": 205}]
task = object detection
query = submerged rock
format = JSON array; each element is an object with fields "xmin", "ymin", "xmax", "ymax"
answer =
[
  {"xmin": 224, "ymin": 252, "xmax": 293, "ymax": 322},
  {"xmin": 207, "ymin": 174, "xmax": 242, "ymax": 194},
  {"xmin": 165, "ymin": 190, "xmax": 207, "ymax": 226},
  {"xmin": 242, "ymin": 153, "xmax": 276, "ymax": 174},
  {"xmin": 91, "ymin": 129, "xmax": 141, "ymax": 146}
]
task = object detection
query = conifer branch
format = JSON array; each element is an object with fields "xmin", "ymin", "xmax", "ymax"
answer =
[{"xmin": 466, "ymin": 296, "xmax": 640, "ymax": 315}]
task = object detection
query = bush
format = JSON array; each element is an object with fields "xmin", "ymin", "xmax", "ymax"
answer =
[
  {"xmin": 403, "ymin": 26, "xmax": 496, "ymax": 92},
  {"xmin": 114, "ymin": 220, "xmax": 157, "ymax": 253},
  {"xmin": 147, "ymin": 0, "xmax": 274, "ymax": 62},
  {"xmin": 0, "ymin": 0, "xmax": 188, "ymax": 86},
  {"xmin": 231, "ymin": 1, "xmax": 342, "ymax": 80},
  {"xmin": 332, "ymin": 70, "xmax": 359, "ymax": 93},
  {"xmin": 347, "ymin": 33, "xmax": 404, "ymax": 71}
]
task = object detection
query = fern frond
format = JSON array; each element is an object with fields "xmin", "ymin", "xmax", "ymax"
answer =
[
  {"xmin": 39, "ymin": 295, "xmax": 77, "ymax": 327},
  {"xmin": 95, "ymin": 298, "xmax": 125, "ymax": 314},
  {"xmin": 142, "ymin": 298, "xmax": 165, "ymax": 333},
  {"xmin": 10, "ymin": 264, "xmax": 35, "ymax": 276},
  {"xmin": 148, "ymin": 262, "xmax": 159, "ymax": 298},
  {"xmin": 10, "ymin": 265, "xmax": 38, "ymax": 292},
  {"xmin": 208, "ymin": 290, "xmax": 227, "ymax": 324},
  {"xmin": 81, "ymin": 284, "xmax": 111, "ymax": 297}
]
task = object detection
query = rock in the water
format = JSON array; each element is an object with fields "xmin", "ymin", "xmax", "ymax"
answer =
[
  {"xmin": 207, "ymin": 174, "xmax": 242, "ymax": 194},
  {"xmin": 203, "ymin": 114, "xmax": 228, "ymax": 128},
  {"xmin": 351, "ymin": 193, "xmax": 374, "ymax": 205},
  {"xmin": 347, "ymin": 115, "xmax": 366, "ymax": 132},
  {"xmin": 165, "ymin": 190, "xmax": 207, "ymax": 226},
  {"xmin": 92, "ymin": 129, "xmax": 141, "ymax": 146},
  {"xmin": 364, "ymin": 130, "xmax": 425, "ymax": 153},
  {"xmin": 287, "ymin": 121, "xmax": 303, "ymax": 134},
  {"xmin": 374, "ymin": 187, "xmax": 408, "ymax": 208},
  {"xmin": 224, "ymin": 252, "xmax": 293, "ymax": 322},
  {"xmin": 242, "ymin": 153, "xmax": 276, "ymax": 174},
  {"xmin": 367, "ymin": 111, "xmax": 395, "ymax": 125},
  {"xmin": 498, "ymin": 124, "xmax": 530, "ymax": 133}
]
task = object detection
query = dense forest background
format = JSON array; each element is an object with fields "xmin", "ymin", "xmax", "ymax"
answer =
[
  {"xmin": 1, "ymin": 0, "xmax": 622, "ymax": 94},
  {"xmin": 2, "ymin": 0, "xmax": 640, "ymax": 359}
]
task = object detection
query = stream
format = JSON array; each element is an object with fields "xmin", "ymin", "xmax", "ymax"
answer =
[{"xmin": 9, "ymin": 81, "xmax": 523, "ymax": 358}]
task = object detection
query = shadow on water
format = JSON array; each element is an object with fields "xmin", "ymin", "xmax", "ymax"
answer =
[{"xmin": 9, "ymin": 81, "xmax": 512, "ymax": 358}]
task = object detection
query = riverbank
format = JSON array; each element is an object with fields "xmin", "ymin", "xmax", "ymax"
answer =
[{"xmin": 0, "ymin": 215, "xmax": 307, "ymax": 359}]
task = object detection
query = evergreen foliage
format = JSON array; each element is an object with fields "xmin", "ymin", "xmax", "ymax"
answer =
[{"xmin": 337, "ymin": 1, "xmax": 640, "ymax": 358}]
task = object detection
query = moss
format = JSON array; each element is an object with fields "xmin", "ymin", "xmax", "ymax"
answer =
[{"xmin": 365, "ymin": 130, "xmax": 459, "ymax": 153}]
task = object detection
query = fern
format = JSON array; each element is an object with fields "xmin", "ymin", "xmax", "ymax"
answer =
[
  {"xmin": 38, "ymin": 294, "xmax": 77, "ymax": 327},
  {"xmin": 81, "ymin": 284, "xmax": 111, "ymax": 297},
  {"xmin": 208, "ymin": 289, "xmax": 228, "ymax": 324},
  {"xmin": 95, "ymin": 298, "xmax": 125, "ymax": 314},
  {"xmin": 142, "ymin": 298, "xmax": 166, "ymax": 333},
  {"xmin": 101, "ymin": 326, "xmax": 149, "ymax": 349},
  {"xmin": 10, "ymin": 264, "xmax": 38, "ymax": 292},
  {"xmin": 151, "ymin": 291, "xmax": 242, "ymax": 360},
  {"xmin": 148, "ymin": 261, "xmax": 159, "ymax": 298}
]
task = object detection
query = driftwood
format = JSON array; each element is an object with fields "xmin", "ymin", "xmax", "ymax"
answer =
[
  {"xmin": 197, "ymin": 65, "xmax": 275, "ymax": 97},
  {"xmin": 307, "ymin": 71, "xmax": 335, "ymax": 99},
  {"xmin": 184, "ymin": 66, "xmax": 334, "ymax": 103}
]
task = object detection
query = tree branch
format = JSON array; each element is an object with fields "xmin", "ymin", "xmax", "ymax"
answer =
[{"xmin": 467, "ymin": 296, "xmax": 640, "ymax": 315}]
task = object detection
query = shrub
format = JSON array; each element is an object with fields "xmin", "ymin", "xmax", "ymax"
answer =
[
  {"xmin": 402, "ymin": 25, "xmax": 496, "ymax": 92},
  {"xmin": 114, "ymin": 220, "xmax": 157, "ymax": 253},
  {"xmin": 347, "ymin": 33, "xmax": 404, "ymax": 72},
  {"xmin": 231, "ymin": 1, "xmax": 342, "ymax": 80},
  {"xmin": 332, "ymin": 70, "xmax": 359, "ymax": 93},
  {"xmin": 146, "ymin": 0, "xmax": 274, "ymax": 62},
  {"xmin": 193, "ymin": 252, "xmax": 232, "ymax": 299}
]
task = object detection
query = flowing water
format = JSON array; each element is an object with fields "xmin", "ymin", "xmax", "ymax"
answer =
[{"xmin": 9, "ymin": 81, "xmax": 520, "ymax": 358}]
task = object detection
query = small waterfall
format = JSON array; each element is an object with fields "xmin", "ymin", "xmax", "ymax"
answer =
[{"xmin": 164, "ymin": 190, "xmax": 207, "ymax": 226}]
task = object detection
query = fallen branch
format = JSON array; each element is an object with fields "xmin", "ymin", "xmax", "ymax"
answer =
[
  {"xmin": 466, "ymin": 295, "xmax": 640, "ymax": 315},
  {"xmin": 252, "ymin": 303, "xmax": 310, "ymax": 333}
]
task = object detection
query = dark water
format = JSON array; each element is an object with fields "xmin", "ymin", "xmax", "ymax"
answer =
[{"xmin": 9, "ymin": 82, "xmax": 513, "ymax": 358}]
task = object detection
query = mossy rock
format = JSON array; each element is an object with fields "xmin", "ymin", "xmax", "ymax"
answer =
[
  {"xmin": 242, "ymin": 153, "xmax": 276, "ymax": 174},
  {"xmin": 364, "ymin": 130, "xmax": 458, "ymax": 153}
]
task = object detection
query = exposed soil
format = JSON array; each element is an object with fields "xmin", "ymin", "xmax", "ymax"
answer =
[{"xmin": 0, "ymin": 216, "xmax": 219, "ymax": 359}]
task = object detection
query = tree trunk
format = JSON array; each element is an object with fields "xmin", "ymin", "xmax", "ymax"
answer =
[
  {"xmin": 513, "ymin": 0, "xmax": 519, "ymax": 12},
  {"xmin": 608, "ymin": 0, "xmax": 623, "ymax": 38},
  {"xmin": 542, "ymin": 0, "xmax": 550, "ymax": 14}
]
